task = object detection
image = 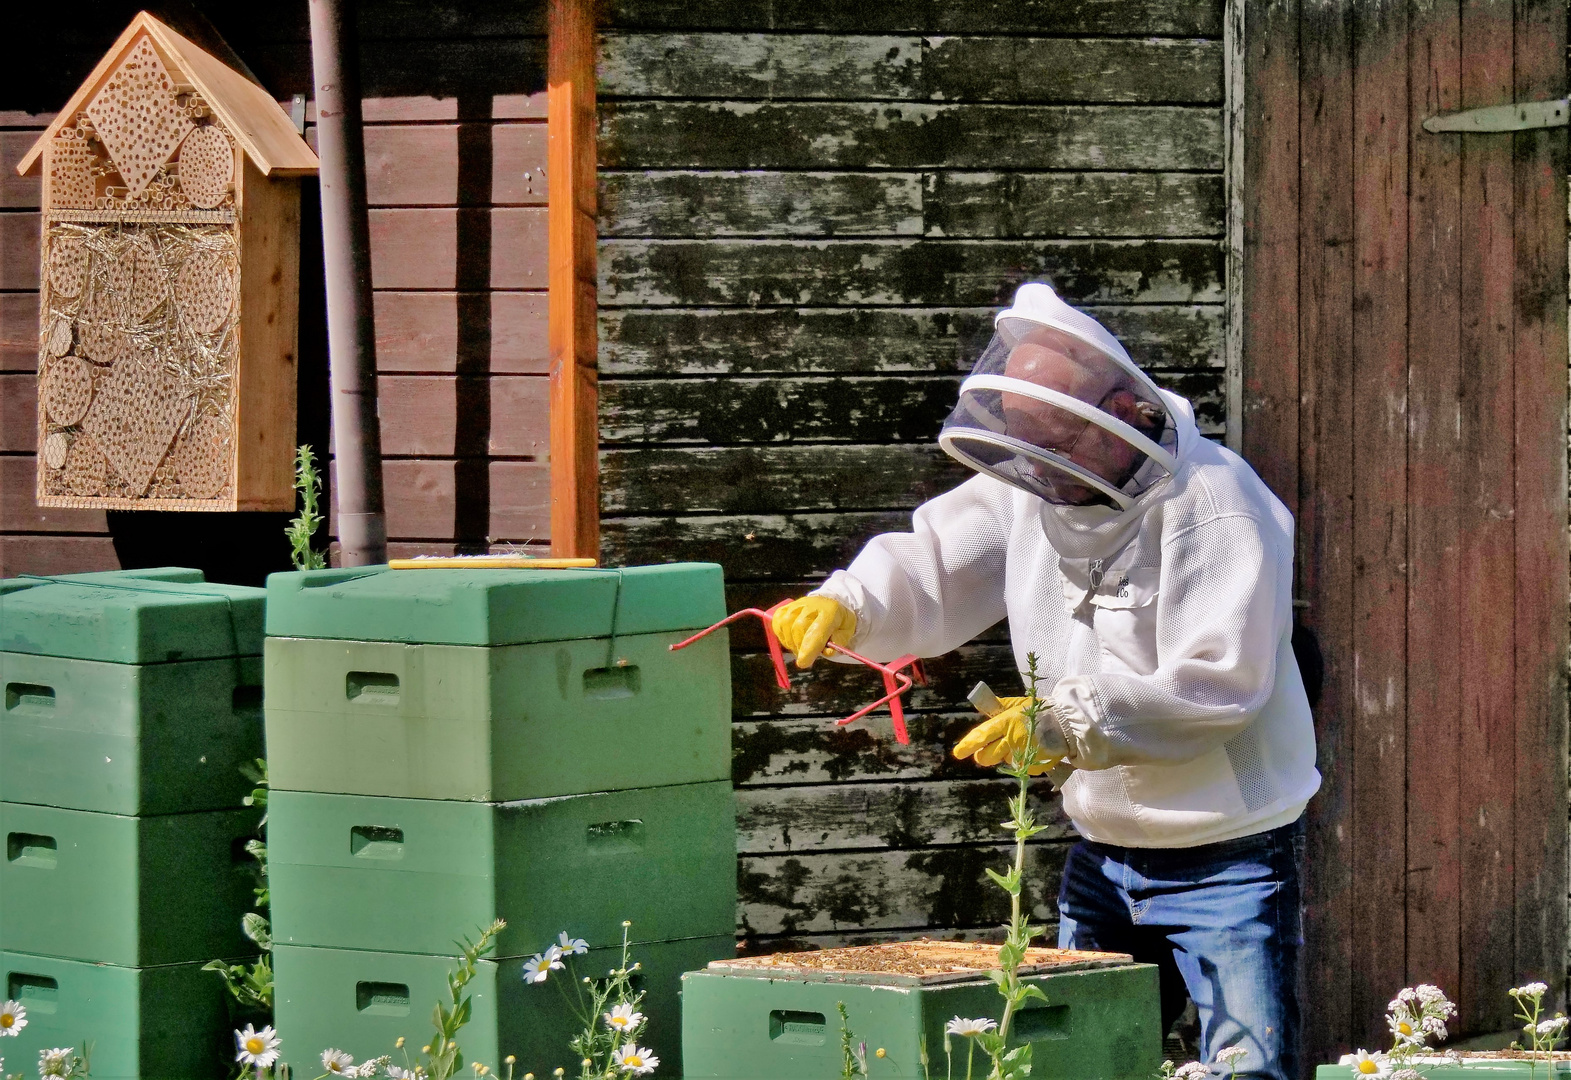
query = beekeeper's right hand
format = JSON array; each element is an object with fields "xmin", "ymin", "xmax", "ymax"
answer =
[{"xmin": 772, "ymin": 595, "xmax": 857, "ymax": 669}]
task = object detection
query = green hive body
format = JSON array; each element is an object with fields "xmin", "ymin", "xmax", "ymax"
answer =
[
  {"xmin": 265, "ymin": 562, "xmax": 738, "ymax": 1078},
  {"xmin": 0, "ymin": 952, "xmax": 233, "ymax": 1080},
  {"xmin": 0, "ymin": 568, "xmax": 266, "ymax": 1078},
  {"xmin": 274, "ymin": 936, "xmax": 734, "ymax": 1077},
  {"xmin": 269, "ymin": 781, "xmax": 736, "ymax": 956},
  {"xmin": 680, "ymin": 959, "xmax": 1164, "ymax": 1080}
]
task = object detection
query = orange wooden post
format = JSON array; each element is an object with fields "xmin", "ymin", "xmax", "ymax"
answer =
[{"xmin": 547, "ymin": 0, "xmax": 599, "ymax": 560}]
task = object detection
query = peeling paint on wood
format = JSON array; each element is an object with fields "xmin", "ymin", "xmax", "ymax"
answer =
[
  {"xmin": 598, "ymin": 34, "xmax": 1222, "ymax": 105},
  {"xmin": 600, "ymin": 102, "xmax": 1224, "ymax": 171},
  {"xmin": 599, "ymin": 306, "xmax": 1224, "ymax": 375},
  {"xmin": 603, "ymin": 0, "xmax": 1222, "ymax": 36},
  {"xmin": 736, "ymin": 779, "xmax": 1072, "ymax": 852},
  {"xmin": 599, "ymin": 239, "xmax": 1226, "ymax": 307},
  {"xmin": 737, "ymin": 843, "xmax": 1069, "ymax": 935}
]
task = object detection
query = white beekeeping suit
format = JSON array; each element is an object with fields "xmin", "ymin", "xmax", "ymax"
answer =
[{"xmin": 809, "ymin": 282, "xmax": 1320, "ymax": 848}]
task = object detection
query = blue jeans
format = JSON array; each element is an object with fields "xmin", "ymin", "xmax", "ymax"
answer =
[{"xmin": 1056, "ymin": 819, "xmax": 1304, "ymax": 1080}]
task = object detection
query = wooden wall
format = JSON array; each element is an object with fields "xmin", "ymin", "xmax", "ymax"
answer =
[
  {"xmin": 594, "ymin": 0, "xmax": 1230, "ymax": 953},
  {"xmin": 1242, "ymin": 0, "xmax": 1569, "ymax": 1061},
  {"xmin": 0, "ymin": 1, "xmax": 554, "ymax": 582}
]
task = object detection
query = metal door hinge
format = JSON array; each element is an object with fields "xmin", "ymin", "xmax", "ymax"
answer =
[{"xmin": 1423, "ymin": 98, "xmax": 1568, "ymax": 134}]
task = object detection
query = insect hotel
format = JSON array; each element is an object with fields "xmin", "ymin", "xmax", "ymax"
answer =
[{"xmin": 16, "ymin": 14, "xmax": 317, "ymax": 512}]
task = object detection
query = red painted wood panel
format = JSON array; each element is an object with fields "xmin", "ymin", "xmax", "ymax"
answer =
[
  {"xmin": 1295, "ymin": 0, "xmax": 1358, "ymax": 1059},
  {"xmin": 374, "ymin": 291, "xmax": 550, "ymax": 373},
  {"xmin": 365, "ymin": 123, "xmax": 548, "ymax": 206},
  {"xmin": 1404, "ymin": 0, "xmax": 1463, "ymax": 1005},
  {"xmin": 368, "ymin": 207, "xmax": 550, "ymax": 289},
  {"xmin": 0, "ymin": 296, "xmax": 38, "ymax": 371},
  {"xmin": 0, "ymin": 457, "xmax": 105, "ymax": 533},
  {"xmin": 0, "ymin": 213, "xmax": 40, "ymax": 291},
  {"xmin": 0, "ymin": 132, "xmax": 42, "ymax": 209},
  {"xmin": 333, "ymin": 458, "xmax": 551, "ymax": 543},
  {"xmin": 1509, "ymin": 0, "xmax": 1569, "ymax": 1002},
  {"xmin": 376, "ymin": 375, "xmax": 550, "ymax": 457},
  {"xmin": 1349, "ymin": 0, "xmax": 1408, "ymax": 1037},
  {"xmin": 0, "ymin": 373, "xmax": 36, "ymax": 452},
  {"xmin": 0, "ymin": 535, "xmax": 117, "ymax": 576}
]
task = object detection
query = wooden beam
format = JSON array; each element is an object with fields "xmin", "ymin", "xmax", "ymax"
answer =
[{"xmin": 548, "ymin": 0, "xmax": 599, "ymax": 560}]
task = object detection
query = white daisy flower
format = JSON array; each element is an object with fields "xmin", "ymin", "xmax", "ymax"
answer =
[
  {"xmin": 523, "ymin": 946, "xmax": 566, "ymax": 983},
  {"xmin": 557, "ymin": 932, "xmax": 589, "ymax": 956},
  {"xmin": 38, "ymin": 1049, "xmax": 73, "ymax": 1078},
  {"xmin": 0, "ymin": 1001, "xmax": 25, "ymax": 1036},
  {"xmin": 323, "ymin": 1049, "xmax": 356, "ymax": 1074},
  {"xmin": 235, "ymin": 1025, "xmax": 282, "ymax": 1068},
  {"xmin": 1215, "ymin": 1046, "xmax": 1248, "ymax": 1065},
  {"xmin": 1336, "ymin": 1050, "xmax": 1389, "ymax": 1077},
  {"xmin": 944, "ymin": 1017, "xmax": 997, "ymax": 1037},
  {"xmin": 1386, "ymin": 1014, "xmax": 1423, "ymax": 1045},
  {"xmin": 605, "ymin": 1003, "xmax": 645, "ymax": 1033},
  {"xmin": 614, "ymin": 1044, "xmax": 659, "ymax": 1075}
]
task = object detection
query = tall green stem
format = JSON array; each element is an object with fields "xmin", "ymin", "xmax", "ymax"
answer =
[{"xmin": 996, "ymin": 763, "xmax": 1030, "ymax": 1045}]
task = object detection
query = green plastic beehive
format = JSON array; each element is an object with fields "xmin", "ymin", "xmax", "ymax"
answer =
[
  {"xmin": 0, "ymin": 569, "xmax": 264, "ymax": 663},
  {"xmin": 273, "ymin": 935, "xmax": 733, "ymax": 1078},
  {"xmin": 0, "ymin": 951, "xmax": 232, "ymax": 1079},
  {"xmin": 680, "ymin": 951, "xmax": 1163, "ymax": 1079},
  {"xmin": 264, "ymin": 629, "xmax": 730, "ymax": 801},
  {"xmin": 0, "ymin": 802, "xmax": 261, "ymax": 966},
  {"xmin": 269, "ymin": 781, "xmax": 736, "ymax": 957},
  {"xmin": 0, "ymin": 652, "xmax": 262, "ymax": 815},
  {"xmin": 263, "ymin": 563, "xmax": 726, "ymax": 645}
]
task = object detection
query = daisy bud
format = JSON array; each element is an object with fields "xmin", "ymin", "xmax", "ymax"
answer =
[
  {"xmin": 875, "ymin": 1049, "xmax": 886, "ymax": 1059},
  {"xmin": 395, "ymin": 1039, "xmax": 405, "ymax": 1050}
]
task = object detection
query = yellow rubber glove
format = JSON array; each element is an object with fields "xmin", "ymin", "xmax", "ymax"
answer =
[
  {"xmin": 952, "ymin": 696, "xmax": 1062, "ymax": 775},
  {"xmin": 772, "ymin": 595, "xmax": 857, "ymax": 669}
]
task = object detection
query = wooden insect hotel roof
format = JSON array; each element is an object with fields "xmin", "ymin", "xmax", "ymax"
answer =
[{"xmin": 16, "ymin": 12, "xmax": 317, "ymax": 181}]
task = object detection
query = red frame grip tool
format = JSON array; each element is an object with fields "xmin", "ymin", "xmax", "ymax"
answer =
[{"xmin": 668, "ymin": 604, "xmax": 926, "ymax": 744}]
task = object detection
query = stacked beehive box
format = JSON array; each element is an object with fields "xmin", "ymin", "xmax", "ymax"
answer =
[
  {"xmin": 0, "ymin": 567, "xmax": 267, "ymax": 1079},
  {"xmin": 265, "ymin": 564, "xmax": 737, "ymax": 1077}
]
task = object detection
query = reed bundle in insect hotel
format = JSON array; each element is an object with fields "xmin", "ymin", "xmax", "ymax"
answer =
[{"xmin": 16, "ymin": 13, "xmax": 318, "ymax": 511}]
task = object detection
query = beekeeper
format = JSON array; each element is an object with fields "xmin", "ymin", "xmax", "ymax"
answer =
[{"xmin": 772, "ymin": 282, "xmax": 1320, "ymax": 1080}]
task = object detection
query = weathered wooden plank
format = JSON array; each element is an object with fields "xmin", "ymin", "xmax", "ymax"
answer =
[
  {"xmin": 365, "ymin": 123, "xmax": 548, "ymax": 207},
  {"xmin": 720, "ymin": 581, "xmax": 1009, "ymax": 650},
  {"xmin": 488, "ymin": 459, "xmax": 551, "ymax": 542},
  {"xmin": 599, "ymin": 102, "xmax": 1223, "ymax": 171},
  {"xmin": 596, "ymin": 510, "xmax": 906, "ymax": 580},
  {"xmin": 1454, "ymin": 0, "xmax": 1520, "ymax": 1038},
  {"xmin": 599, "ymin": 305, "xmax": 1224, "ymax": 375},
  {"xmin": 600, "ymin": 172, "xmax": 924, "ymax": 238},
  {"xmin": 0, "ymin": 373, "xmax": 36, "ymax": 452},
  {"xmin": 598, "ymin": 171, "xmax": 1222, "ymax": 240},
  {"xmin": 924, "ymin": 172, "xmax": 1223, "ymax": 240},
  {"xmin": 1510, "ymin": 0, "xmax": 1569, "ymax": 1010},
  {"xmin": 599, "ymin": 33, "xmax": 921, "ymax": 101},
  {"xmin": 733, "ymin": 714, "xmax": 989, "ymax": 786},
  {"xmin": 0, "ymin": 456, "xmax": 105, "ymax": 533},
  {"xmin": 0, "ymin": 293, "xmax": 39, "ymax": 372},
  {"xmin": 731, "ymin": 643, "xmax": 1020, "ymax": 718},
  {"xmin": 1, "ymin": 132, "xmax": 42, "ymax": 210},
  {"xmin": 598, "ymin": 239, "xmax": 1224, "ymax": 307},
  {"xmin": 357, "ymin": 39, "xmax": 547, "ymax": 101},
  {"xmin": 599, "ymin": 372, "xmax": 1223, "ymax": 446},
  {"xmin": 359, "ymin": 94, "xmax": 550, "ymax": 123},
  {"xmin": 603, "ymin": 0, "xmax": 1221, "ymax": 36},
  {"xmin": 374, "ymin": 291, "xmax": 551, "ymax": 374},
  {"xmin": 736, "ymin": 780, "xmax": 1071, "ymax": 853},
  {"xmin": 737, "ymin": 842, "xmax": 1067, "ymax": 936},
  {"xmin": 0, "ymin": 535, "xmax": 117, "ymax": 577},
  {"xmin": 1296, "ymin": 0, "xmax": 1356, "ymax": 1059},
  {"xmin": 598, "ymin": 34, "xmax": 1220, "ymax": 105},
  {"xmin": 1348, "ymin": 0, "xmax": 1408, "ymax": 1039},
  {"xmin": 376, "ymin": 376, "xmax": 550, "ymax": 457},
  {"xmin": 600, "ymin": 444, "xmax": 972, "ymax": 515},
  {"xmin": 368, "ymin": 208, "xmax": 549, "ymax": 290},
  {"xmin": 1403, "ymin": 0, "xmax": 1463, "ymax": 1007},
  {"xmin": 0, "ymin": 212, "xmax": 40, "ymax": 291}
]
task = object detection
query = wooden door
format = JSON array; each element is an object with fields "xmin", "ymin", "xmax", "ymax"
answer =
[{"xmin": 1243, "ymin": 0, "xmax": 1567, "ymax": 1065}]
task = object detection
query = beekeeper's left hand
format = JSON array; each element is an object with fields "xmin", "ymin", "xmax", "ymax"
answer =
[{"xmin": 952, "ymin": 695, "xmax": 1066, "ymax": 775}]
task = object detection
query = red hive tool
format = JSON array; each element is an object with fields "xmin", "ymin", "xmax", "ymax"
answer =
[{"xmin": 668, "ymin": 604, "xmax": 926, "ymax": 744}]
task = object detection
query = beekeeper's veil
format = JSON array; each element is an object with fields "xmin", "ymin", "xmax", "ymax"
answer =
[{"xmin": 938, "ymin": 282, "xmax": 1179, "ymax": 510}]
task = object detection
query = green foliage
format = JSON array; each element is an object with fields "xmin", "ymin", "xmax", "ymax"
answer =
[
  {"xmin": 286, "ymin": 446, "xmax": 327, "ymax": 571},
  {"xmin": 837, "ymin": 1002, "xmax": 868, "ymax": 1079},
  {"xmin": 422, "ymin": 920, "xmax": 506, "ymax": 1080},
  {"xmin": 205, "ymin": 758, "xmax": 273, "ymax": 1013}
]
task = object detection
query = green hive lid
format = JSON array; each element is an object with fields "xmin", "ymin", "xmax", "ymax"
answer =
[
  {"xmin": 265, "ymin": 562, "xmax": 726, "ymax": 644},
  {"xmin": 0, "ymin": 568, "xmax": 265, "ymax": 663}
]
